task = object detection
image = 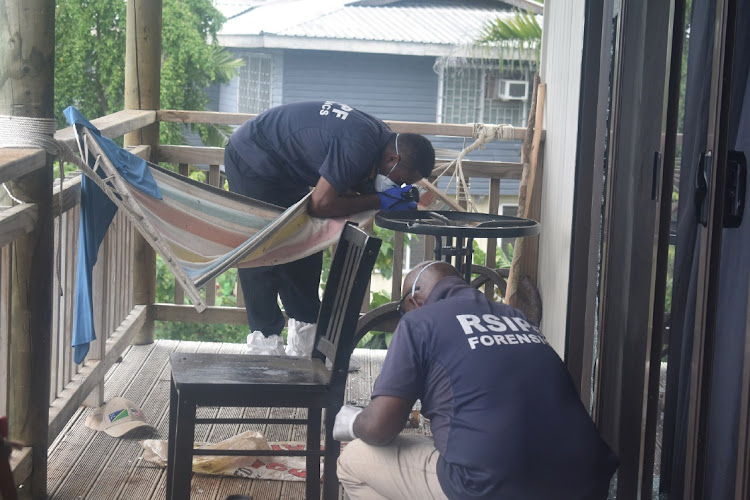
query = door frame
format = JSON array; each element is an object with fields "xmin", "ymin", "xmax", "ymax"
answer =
[
  {"xmin": 587, "ymin": 0, "xmax": 679, "ymax": 497},
  {"xmin": 681, "ymin": 0, "xmax": 740, "ymax": 496}
]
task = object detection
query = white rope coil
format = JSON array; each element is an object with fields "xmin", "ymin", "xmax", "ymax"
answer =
[
  {"xmin": 496, "ymin": 124, "xmax": 516, "ymax": 141},
  {"xmin": 0, "ymin": 114, "xmax": 61, "ymax": 155}
]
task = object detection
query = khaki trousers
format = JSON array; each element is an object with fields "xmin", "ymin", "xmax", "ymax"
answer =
[{"xmin": 337, "ymin": 434, "xmax": 449, "ymax": 500}]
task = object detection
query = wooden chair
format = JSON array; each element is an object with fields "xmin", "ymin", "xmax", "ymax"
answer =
[{"xmin": 166, "ymin": 223, "xmax": 381, "ymax": 500}]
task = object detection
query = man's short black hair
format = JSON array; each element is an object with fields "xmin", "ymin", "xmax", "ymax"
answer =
[{"xmin": 399, "ymin": 133, "xmax": 435, "ymax": 179}]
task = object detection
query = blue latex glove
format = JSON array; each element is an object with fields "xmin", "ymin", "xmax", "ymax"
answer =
[{"xmin": 378, "ymin": 185, "xmax": 418, "ymax": 211}]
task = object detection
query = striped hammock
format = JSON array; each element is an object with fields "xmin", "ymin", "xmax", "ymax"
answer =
[
  {"xmin": 62, "ymin": 107, "xmax": 459, "ymax": 363},
  {"xmin": 62, "ymin": 107, "xmax": 372, "ymax": 363},
  {"xmin": 63, "ymin": 107, "xmax": 373, "ymax": 313}
]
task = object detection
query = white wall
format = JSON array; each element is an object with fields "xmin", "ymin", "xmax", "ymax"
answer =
[{"xmin": 537, "ymin": 1, "xmax": 586, "ymax": 356}]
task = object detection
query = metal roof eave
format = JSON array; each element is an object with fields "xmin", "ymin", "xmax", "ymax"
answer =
[{"xmin": 217, "ymin": 33, "xmax": 457, "ymax": 57}]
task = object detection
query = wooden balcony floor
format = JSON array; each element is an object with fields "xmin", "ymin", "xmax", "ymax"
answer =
[{"xmin": 47, "ymin": 340, "xmax": 427, "ymax": 500}]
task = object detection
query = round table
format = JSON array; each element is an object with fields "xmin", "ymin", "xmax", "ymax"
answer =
[{"xmin": 374, "ymin": 210, "xmax": 541, "ymax": 283}]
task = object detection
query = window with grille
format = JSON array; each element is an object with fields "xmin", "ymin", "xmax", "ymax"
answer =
[
  {"xmin": 238, "ymin": 54, "xmax": 272, "ymax": 114},
  {"xmin": 439, "ymin": 65, "xmax": 527, "ymax": 127}
]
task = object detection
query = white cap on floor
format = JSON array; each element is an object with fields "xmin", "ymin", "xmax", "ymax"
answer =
[{"xmin": 85, "ymin": 397, "xmax": 156, "ymax": 437}]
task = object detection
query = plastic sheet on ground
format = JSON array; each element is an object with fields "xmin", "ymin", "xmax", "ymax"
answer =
[{"xmin": 140, "ymin": 430, "xmax": 323, "ymax": 481}]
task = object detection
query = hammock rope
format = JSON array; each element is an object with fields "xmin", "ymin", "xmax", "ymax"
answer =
[{"xmin": 430, "ymin": 122, "xmax": 517, "ymax": 212}]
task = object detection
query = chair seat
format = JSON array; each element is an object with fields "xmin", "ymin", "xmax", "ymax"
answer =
[{"xmin": 170, "ymin": 352, "xmax": 332, "ymax": 402}]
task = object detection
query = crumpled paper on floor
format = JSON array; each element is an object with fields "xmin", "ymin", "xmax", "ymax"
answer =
[{"xmin": 141, "ymin": 430, "xmax": 322, "ymax": 481}]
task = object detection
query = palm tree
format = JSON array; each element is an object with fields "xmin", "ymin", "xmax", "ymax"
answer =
[{"xmin": 479, "ymin": 9, "xmax": 542, "ymax": 74}]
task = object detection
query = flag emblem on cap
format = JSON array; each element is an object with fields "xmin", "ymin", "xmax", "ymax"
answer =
[
  {"xmin": 109, "ymin": 409, "xmax": 130, "ymax": 423},
  {"xmin": 130, "ymin": 408, "xmax": 144, "ymax": 418}
]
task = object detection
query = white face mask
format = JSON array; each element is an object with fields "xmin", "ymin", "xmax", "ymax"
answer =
[
  {"xmin": 375, "ymin": 133, "xmax": 401, "ymax": 192},
  {"xmin": 374, "ymin": 173, "xmax": 399, "ymax": 192}
]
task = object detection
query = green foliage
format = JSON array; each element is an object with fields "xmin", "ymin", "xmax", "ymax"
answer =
[
  {"xmin": 156, "ymin": 320, "xmax": 248, "ymax": 343},
  {"xmin": 478, "ymin": 10, "xmax": 542, "ymax": 71},
  {"xmin": 372, "ymin": 225, "xmax": 417, "ymax": 280},
  {"xmin": 53, "ymin": 162, "xmax": 80, "ymax": 179},
  {"xmin": 159, "ymin": 0, "xmax": 243, "ymax": 146},
  {"xmin": 54, "ymin": 0, "xmax": 242, "ymax": 147},
  {"xmin": 471, "ymin": 240, "xmax": 513, "ymax": 270},
  {"xmin": 480, "ymin": 11, "xmax": 542, "ymax": 43},
  {"xmin": 356, "ymin": 291, "xmax": 394, "ymax": 350},
  {"xmin": 55, "ymin": 0, "xmax": 127, "ymax": 127},
  {"xmin": 154, "ymin": 254, "xmax": 246, "ymax": 341}
]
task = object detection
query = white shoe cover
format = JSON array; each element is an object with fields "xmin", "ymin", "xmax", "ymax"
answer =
[
  {"xmin": 285, "ymin": 319, "xmax": 317, "ymax": 357},
  {"xmin": 245, "ymin": 331, "xmax": 285, "ymax": 355}
]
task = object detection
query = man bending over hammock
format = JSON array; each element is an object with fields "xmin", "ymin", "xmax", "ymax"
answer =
[{"xmin": 224, "ymin": 100, "xmax": 435, "ymax": 357}]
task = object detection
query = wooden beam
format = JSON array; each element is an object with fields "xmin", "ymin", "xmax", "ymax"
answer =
[
  {"xmin": 127, "ymin": 144, "xmax": 151, "ymax": 159},
  {"xmin": 433, "ymin": 160, "xmax": 524, "ymax": 180},
  {"xmin": 156, "ymin": 145, "xmax": 225, "ymax": 165},
  {"xmin": 387, "ymin": 120, "xmax": 528, "ymax": 140},
  {"xmin": 157, "ymin": 145, "xmax": 524, "ymax": 179},
  {"xmin": 125, "ymin": 0, "xmax": 162, "ymax": 346},
  {"xmin": 52, "ymin": 176, "xmax": 81, "ymax": 217},
  {"xmin": 0, "ymin": 203, "xmax": 38, "ymax": 247},
  {"xmin": 152, "ymin": 303, "xmax": 248, "ymax": 325},
  {"xmin": 174, "ymin": 163, "xmax": 189, "ymax": 305},
  {"xmin": 54, "ymin": 109, "xmax": 157, "ymax": 147},
  {"xmin": 2, "ymin": 2, "xmax": 56, "ymax": 496},
  {"xmin": 157, "ymin": 109, "xmax": 256, "ymax": 126},
  {"xmin": 47, "ymin": 305, "xmax": 147, "ymax": 442},
  {"xmin": 0, "ymin": 149, "xmax": 46, "ymax": 184},
  {"xmin": 50, "ymin": 147, "xmax": 146, "ymax": 218},
  {"xmin": 10, "ymin": 446, "xmax": 32, "ymax": 488},
  {"xmin": 486, "ymin": 178, "xmax": 501, "ymax": 298},
  {"xmin": 391, "ymin": 233, "xmax": 404, "ymax": 301},
  {"xmin": 157, "ymin": 109, "xmax": 537, "ymax": 141}
]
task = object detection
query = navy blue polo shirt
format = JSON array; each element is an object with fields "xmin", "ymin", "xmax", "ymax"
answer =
[
  {"xmin": 228, "ymin": 101, "xmax": 393, "ymax": 193},
  {"xmin": 372, "ymin": 276, "xmax": 618, "ymax": 499}
]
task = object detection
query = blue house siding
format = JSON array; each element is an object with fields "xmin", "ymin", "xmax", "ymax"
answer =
[
  {"xmin": 280, "ymin": 49, "xmax": 521, "ymax": 195},
  {"xmin": 208, "ymin": 48, "xmax": 521, "ymax": 196},
  {"xmin": 281, "ymin": 50, "xmax": 438, "ymax": 122}
]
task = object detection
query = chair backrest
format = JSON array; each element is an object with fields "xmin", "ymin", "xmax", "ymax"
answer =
[{"xmin": 313, "ymin": 222, "xmax": 381, "ymax": 382}]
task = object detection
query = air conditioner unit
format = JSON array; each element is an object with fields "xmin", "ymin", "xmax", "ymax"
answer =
[{"xmin": 494, "ymin": 79, "xmax": 529, "ymax": 101}]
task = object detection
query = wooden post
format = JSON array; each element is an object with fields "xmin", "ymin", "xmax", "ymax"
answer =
[
  {"xmin": 1, "ymin": 1, "xmax": 55, "ymax": 496},
  {"xmin": 204, "ymin": 165, "xmax": 221, "ymax": 306},
  {"xmin": 506, "ymin": 79, "xmax": 545, "ymax": 309},
  {"xmin": 174, "ymin": 163, "xmax": 189, "ymax": 304},
  {"xmin": 391, "ymin": 232, "xmax": 404, "ymax": 301},
  {"xmin": 486, "ymin": 178, "xmax": 501, "ymax": 298},
  {"xmin": 124, "ymin": 0, "xmax": 162, "ymax": 344},
  {"xmin": 83, "ymin": 235, "xmax": 108, "ymax": 408}
]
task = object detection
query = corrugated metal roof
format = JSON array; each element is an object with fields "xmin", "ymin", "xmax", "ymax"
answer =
[
  {"xmin": 280, "ymin": 5, "xmax": 511, "ymax": 45},
  {"xmin": 219, "ymin": 0, "xmax": 512, "ymax": 47}
]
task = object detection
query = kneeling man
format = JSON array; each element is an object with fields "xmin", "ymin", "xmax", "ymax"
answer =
[{"xmin": 334, "ymin": 261, "xmax": 618, "ymax": 499}]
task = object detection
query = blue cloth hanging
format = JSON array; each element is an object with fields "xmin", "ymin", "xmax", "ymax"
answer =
[{"xmin": 65, "ymin": 106, "xmax": 162, "ymax": 364}]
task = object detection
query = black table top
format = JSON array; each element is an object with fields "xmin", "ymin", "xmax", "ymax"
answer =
[{"xmin": 375, "ymin": 210, "xmax": 540, "ymax": 238}]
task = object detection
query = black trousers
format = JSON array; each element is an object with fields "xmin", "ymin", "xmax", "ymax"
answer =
[{"xmin": 224, "ymin": 142, "xmax": 322, "ymax": 337}]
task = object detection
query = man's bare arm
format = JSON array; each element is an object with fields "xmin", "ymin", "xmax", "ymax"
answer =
[
  {"xmin": 308, "ymin": 176, "xmax": 380, "ymax": 217},
  {"xmin": 353, "ymin": 395, "xmax": 414, "ymax": 446}
]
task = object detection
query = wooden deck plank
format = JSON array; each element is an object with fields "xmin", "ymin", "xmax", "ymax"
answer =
[
  {"xmin": 46, "ymin": 341, "xmax": 162, "ymax": 496},
  {"xmin": 87, "ymin": 340, "xmax": 203, "ymax": 500},
  {"xmin": 182, "ymin": 342, "xmax": 246, "ymax": 500},
  {"xmin": 114, "ymin": 341, "xmax": 226, "ymax": 500},
  {"xmin": 47, "ymin": 341, "xmax": 403, "ymax": 499},
  {"xmin": 48, "ymin": 340, "xmax": 181, "ymax": 498}
]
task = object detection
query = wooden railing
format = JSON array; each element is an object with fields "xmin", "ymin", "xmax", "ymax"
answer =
[
  {"xmin": 0, "ymin": 108, "xmax": 542, "ymax": 489},
  {"xmin": 155, "ymin": 110, "xmax": 539, "ymax": 316},
  {"xmin": 1, "ymin": 110, "xmax": 155, "ymax": 488}
]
